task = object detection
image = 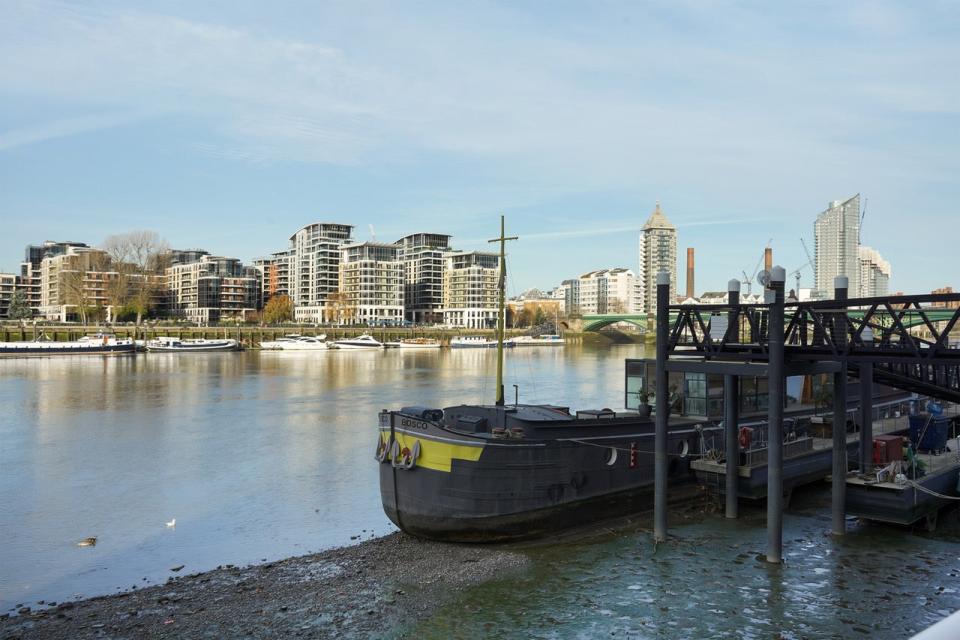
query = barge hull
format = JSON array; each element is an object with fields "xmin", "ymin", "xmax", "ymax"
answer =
[
  {"xmin": 846, "ymin": 468, "xmax": 960, "ymax": 526},
  {"xmin": 379, "ymin": 417, "xmax": 704, "ymax": 542}
]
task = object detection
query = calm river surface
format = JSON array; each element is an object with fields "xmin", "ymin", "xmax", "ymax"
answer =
[
  {"xmin": 0, "ymin": 344, "xmax": 643, "ymax": 611},
  {"xmin": 2, "ymin": 345, "xmax": 959, "ymax": 637}
]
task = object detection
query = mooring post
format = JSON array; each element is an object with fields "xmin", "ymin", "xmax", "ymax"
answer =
[
  {"xmin": 654, "ymin": 270, "xmax": 671, "ymax": 543},
  {"xmin": 832, "ymin": 275, "xmax": 849, "ymax": 536},
  {"xmin": 859, "ymin": 362, "xmax": 873, "ymax": 473},
  {"xmin": 725, "ymin": 279, "xmax": 741, "ymax": 519},
  {"xmin": 766, "ymin": 266, "xmax": 786, "ymax": 564},
  {"xmin": 724, "ymin": 374, "xmax": 739, "ymax": 518}
]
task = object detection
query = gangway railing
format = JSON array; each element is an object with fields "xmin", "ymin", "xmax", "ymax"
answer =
[{"xmin": 666, "ymin": 293, "xmax": 960, "ymax": 402}]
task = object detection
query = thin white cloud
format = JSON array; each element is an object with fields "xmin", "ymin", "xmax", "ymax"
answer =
[
  {"xmin": 0, "ymin": 112, "xmax": 147, "ymax": 151},
  {"xmin": 1, "ymin": 0, "xmax": 956, "ymax": 186},
  {"xmin": 457, "ymin": 217, "xmax": 767, "ymax": 244},
  {"xmin": 678, "ymin": 218, "xmax": 774, "ymax": 228}
]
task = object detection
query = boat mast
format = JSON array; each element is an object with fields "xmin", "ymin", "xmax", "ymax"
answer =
[{"xmin": 488, "ymin": 215, "xmax": 518, "ymax": 406}]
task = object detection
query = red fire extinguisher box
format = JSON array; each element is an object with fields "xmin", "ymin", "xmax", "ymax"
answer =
[{"xmin": 873, "ymin": 435, "xmax": 903, "ymax": 465}]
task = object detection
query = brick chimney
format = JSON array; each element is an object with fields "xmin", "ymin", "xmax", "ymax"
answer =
[{"xmin": 686, "ymin": 248, "xmax": 695, "ymax": 300}]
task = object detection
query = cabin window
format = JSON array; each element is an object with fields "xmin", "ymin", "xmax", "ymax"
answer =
[
  {"xmin": 684, "ymin": 373, "xmax": 707, "ymax": 416},
  {"xmin": 706, "ymin": 374, "xmax": 724, "ymax": 418},
  {"xmin": 623, "ymin": 360, "xmax": 647, "ymax": 410},
  {"xmin": 785, "ymin": 376, "xmax": 804, "ymax": 408},
  {"xmin": 623, "ymin": 360, "xmax": 683, "ymax": 416},
  {"xmin": 739, "ymin": 377, "xmax": 770, "ymax": 414}
]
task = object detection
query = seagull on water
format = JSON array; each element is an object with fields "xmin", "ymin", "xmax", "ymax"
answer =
[{"xmin": 166, "ymin": 518, "xmax": 176, "ymax": 528}]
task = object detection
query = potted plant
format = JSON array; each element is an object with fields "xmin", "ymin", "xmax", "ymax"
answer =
[{"xmin": 638, "ymin": 391, "xmax": 653, "ymax": 418}]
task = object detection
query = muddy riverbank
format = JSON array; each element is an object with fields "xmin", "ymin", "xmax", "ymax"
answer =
[{"xmin": 0, "ymin": 533, "xmax": 528, "ymax": 639}]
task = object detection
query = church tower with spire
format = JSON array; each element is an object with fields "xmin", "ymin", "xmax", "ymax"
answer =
[{"xmin": 638, "ymin": 201, "xmax": 678, "ymax": 314}]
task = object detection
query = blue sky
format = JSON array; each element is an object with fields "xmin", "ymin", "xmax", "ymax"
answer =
[{"xmin": 1, "ymin": 0, "xmax": 957, "ymax": 295}]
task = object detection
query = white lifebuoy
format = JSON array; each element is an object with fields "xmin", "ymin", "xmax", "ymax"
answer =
[
  {"xmin": 396, "ymin": 440, "xmax": 421, "ymax": 470},
  {"xmin": 604, "ymin": 447, "xmax": 618, "ymax": 466},
  {"xmin": 390, "ymin": 440, "xmax": 402, "ymax": 468},
  {"xmin": 375, "ymin": 436, "xmax": 391, "ymax": 463}
]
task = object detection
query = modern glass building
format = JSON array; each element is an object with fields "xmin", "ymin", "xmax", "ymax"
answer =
[
  {"xmin": 166, "ymin": 255, "xmax": 258, "ymax": 323},
  {"xmin": 288, "ymin": 223, "xmax": 354, "ymax": 323},
  {"xmin": 814, "ymin": 194, "xmax": 861, "ymax": 297},
  {"xmin": 441, "ymin": 251, "xmax": 500, "ymax": 329},
  {"xmin": 638, "ymin": 202, "xmax": 677, "ymax": 314},
  {"xmin": 857, "ymin": 245, "xmax": 891, "ymax": 298},
  {"xmin": 396, "ymin": 233, "xmax": 451, "ymax": 324},
  {"xmin": 337, "ymin": 242, "xmax": 404, "ymax": 325}
]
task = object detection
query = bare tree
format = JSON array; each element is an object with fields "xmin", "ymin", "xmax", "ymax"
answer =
[
  {"xmin": 61, "ymin": 269, "xmax": 90, "ymax": 324},
  {"xmin": 101, "ymin": 235, "xmax": 132, "ymax": 313},
  {"xmin": 608, "ymin": 298, "xmax": 629, "ymax": 314},
  {"xmin": 101, "ymin": 231, "xmax": 170, "ymax": 324},
  {"xmin": 326, "ymin": 291, "xmax": 355, "ymax": 325}
]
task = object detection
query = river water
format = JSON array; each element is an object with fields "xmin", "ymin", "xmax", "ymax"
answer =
[
  {"xmin": 2, "ymin": 345, "xmax": 959, "ymax": 636},
  {"xmin": 0, "ymin": 344, "xmax": 639, "ymax": 611}
]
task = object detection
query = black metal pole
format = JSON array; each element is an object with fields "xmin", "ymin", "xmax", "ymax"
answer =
[
  {"xmin": 725, "ymin": 278, "xmax": 741, "ymax": 519},
  {"xmin": 724, "ymin": 374, "xmax": 739, "ymax": 519},
  {"xmin": 832, "ymin": 275, "xmax": 849, "ymax": 536},
  {"xmin": 654, "ymin": 270, "xmax": 670, "ymax": 543},
  {"xmin": 766, "ymin": 266, "xmax": 785, "ymax": 563},
  {"xmin": 859, "ymin": 362, "xmax": 873, "ymax": 473}
]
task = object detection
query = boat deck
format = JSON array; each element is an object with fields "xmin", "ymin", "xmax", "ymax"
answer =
[
  {"xmin": 846, "ymin": 406, "xmax": 960, "ymax": 526},
  {"xmin": 691, "ymin": 412, "xmax": 911, "ymax": 479},
  {"xmin": 846, "ymin": 436, "xmax": 960, "ymax": 490}
]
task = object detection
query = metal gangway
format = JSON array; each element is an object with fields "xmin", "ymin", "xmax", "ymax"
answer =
[{"xmin": 650, "ymin": 269, "xmax": 960, "ymax": 562}]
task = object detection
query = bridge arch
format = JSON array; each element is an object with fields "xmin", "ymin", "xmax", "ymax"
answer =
[{"xmin": 582, "ymin": 314, "xmax": 649, "ymax": 332}]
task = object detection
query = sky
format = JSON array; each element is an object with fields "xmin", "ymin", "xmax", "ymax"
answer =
[{"xmin": 1, "ymin": 0, "xmax": 958, "ymax": 296}]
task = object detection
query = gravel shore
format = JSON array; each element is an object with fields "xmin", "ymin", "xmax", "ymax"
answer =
[{"xmin": 0, "ymin": 533, "xmax": 529, "ymax": 639}]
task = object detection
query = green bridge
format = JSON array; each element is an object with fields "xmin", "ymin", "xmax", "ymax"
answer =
[
  {"xmin": 579, "ymin": 308, "xmax": 957, "ymax": 332},
  {"xmin": 580, "ymin": 314, "xmax": 649, "ymax": 331}
]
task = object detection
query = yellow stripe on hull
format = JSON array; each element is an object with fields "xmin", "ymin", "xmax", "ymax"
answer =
[{"xmin": 380, "ymin": 430, "xmax": 484, "ymax": 473}]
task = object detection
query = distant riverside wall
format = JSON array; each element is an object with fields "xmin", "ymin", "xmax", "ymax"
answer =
[{"xmin": 0, "ymin": 325, "xmax": 603, "ymax": 348}]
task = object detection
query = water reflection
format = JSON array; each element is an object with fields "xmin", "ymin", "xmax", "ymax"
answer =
[
  {"xmin": 0, "ymin": 344, "xmax": 646, "ymax": 609},
  {"xmin": 407, "ymin": 510, "xmax": 960, "ymax": 638}
]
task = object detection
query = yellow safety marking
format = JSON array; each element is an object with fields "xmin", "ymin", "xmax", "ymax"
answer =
[{"xmin": 380, "ymin": 430, "xmax": 483, "ymax": 473}]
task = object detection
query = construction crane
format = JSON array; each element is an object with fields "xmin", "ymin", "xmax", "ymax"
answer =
[
  {"xmin": 858, "ymin": 197, "xmax": 868, "ymax": 245},
  {"xmin": 789, "ymin": 237, "xmax": 816, "ymax": 294},
  {"xmin": 789, "ymin": 263, "xmax": 810, "ymax": 295},
  {"xmin": 741, "ymin": 238, "xmax": 773, "ymax": 297}
]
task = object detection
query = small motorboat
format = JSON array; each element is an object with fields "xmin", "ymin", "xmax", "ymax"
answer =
[
  {"xmin": 507, "ymin": 334, "xmax": 565, "ymax": 347},
  {"xmin": 260, "ymin": 334, "xmax": 331, "ymax": 350},
  {"xmin": 385, "ymin": 338, "xmax": 442, "ymax": 349},
  {"xmin": 333, "ymin": 334, "xmax": 384, "ymax": 350},
  {"xmin": 146, "ymin": 337, "xmax": 239, "ymax": 352},
  {"xmin": 450, "ymin": 336, "xmax": 513, "ymax": 349}
]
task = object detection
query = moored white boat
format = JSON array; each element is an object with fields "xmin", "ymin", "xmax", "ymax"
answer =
[
  {"xmin": 507, "ymin": 334, "xmax": 565, "ymax": 347},
  {"xmin": 333, "ymin": 334, "xmax": 384, "ymax": 350},
  {"xmin": 450, "ymin": 336, "xmax": 514, "ymax": 349},
  {"xmin": 385, "ymin": 338, "xmax": 442, "ymax": 349},
  {"xmin": 146, "ymin": 337, "xmax": 239, "ymax": 352},
  {"xmin": 0, "ymin": 333, "xmax": 136, "ymax": 357},
  {"xmin": 260, "ymin": 334, "xmax": 331, "ymax": 350}
]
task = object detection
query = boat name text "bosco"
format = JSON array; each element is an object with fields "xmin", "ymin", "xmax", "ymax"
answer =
[{"xmin": 400, "ymin": 418, "xmax": 431, "ymax": 430}]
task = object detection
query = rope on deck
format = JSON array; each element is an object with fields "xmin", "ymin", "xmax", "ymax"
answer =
[
  {"xmin": 904, "ymin": 478, "xmax": 960, "ymax": 501},
  {"xmin": 567, "ymin": 437, "xmax": 704, "ymax": 459}
]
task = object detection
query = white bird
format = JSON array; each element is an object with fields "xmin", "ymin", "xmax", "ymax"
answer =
[{"xmin": 166, "ymin": 518, "xmax": 176, "ymax": 528}]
